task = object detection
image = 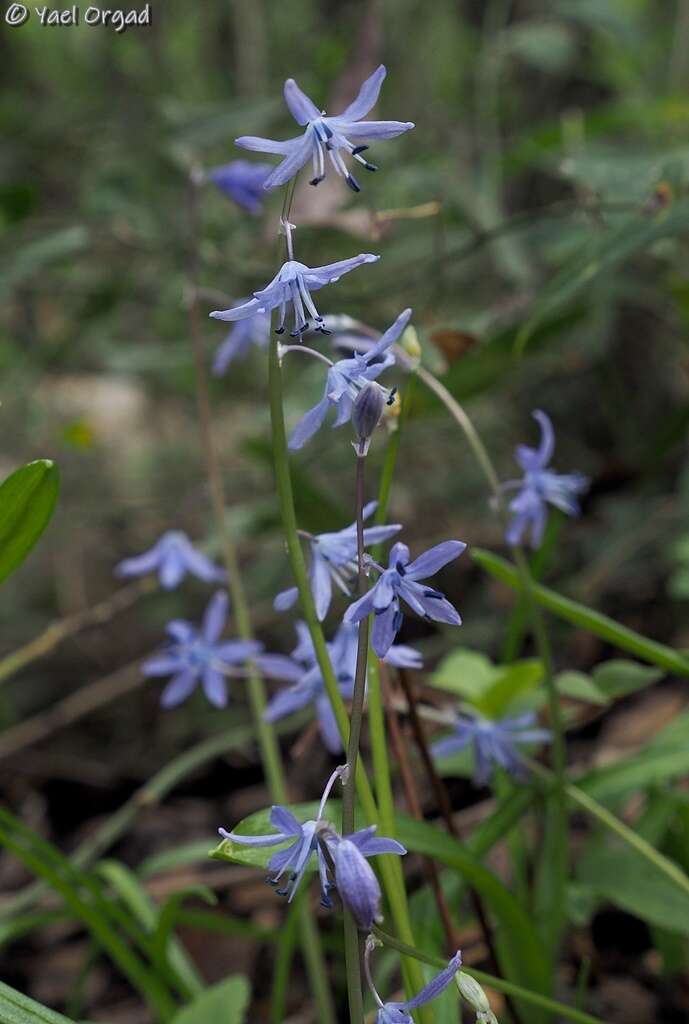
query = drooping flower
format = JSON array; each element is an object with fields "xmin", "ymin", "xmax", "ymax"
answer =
[
  {"xmin": 344, "ymin": 539, "xmax": 465, "ymax": 658},
  {"xmin": 258, "ymin": 622, "xmax": 358, "ymax": 752},
  {"xmin": 209, "ymin": 253, "xmax": 379, "ymax": 338},
  {"xmin": 334, "ymin": 827, "xmax": 406, "ymax": 930},
  {"xmin": 274, "ymin": 500, "xmax": 401, "ymax": 620},
  {"xmin": 288, "ymin": 308, "xmax": 411, "ymax": 449},
  {"xmin": 365, "ymin": 938, "xmax": 462, "ymax": 1024},
  {"xmin": 206, "ymin": 160, "xmax": 273, "ymax": 213},
  {"xmin": 431, "ymin": 711, "xmax": 551, "ymax": 786},
  {"xmin": 115, "ymin": 530, "xmax": 225, "ymax": 590},
  {"xmin": 235, "ymin": 65, "xmax": 414, "ymax": 192},
  {"xmin": 501, "ymin": 409, "xmax": 589, "ymax": 548},
  {"xmin": 382, "ymin": 643, "xmax": 423, "ymax": 670},
  {"xmin": 142, "ymin": 591, "xmax": 261, "ymax": 708},
  {"xmin": 218, "ymin": 766, "xmax": 405, "ymax": 913},
  {"xmin": 212, "ymin": 305, "xmax": 271, "ymax": 375}
]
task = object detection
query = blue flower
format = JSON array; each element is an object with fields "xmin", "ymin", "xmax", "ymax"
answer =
[
  {"xmin": 502, "ymin": 409, "xmax": 589, "ymax": 548},
  {"xmin": 258, "ymin": 622, "xmax": 358, "ymax": 753},
  {"xmin": 344, "ymin": 539, "xmax": 466, "ymax": 658},
  {"xmin": 115, "ymin": 530, "xmax": 225, "ymax": 590},
  {"xmin": 235, "ymin": 65, "xmax": 414, "ymax": 192},
  {"xmin": 274, "ymin": 500, "xmax": 401, "ymax": 619},
  {"xmin": 432, "ymin": 711, "xmax": 551, "ymax": 786},
  {"xmin": 288, "ymin": 309, "xmax": 411, "ymax": 449},
  {"xmin": 142, "ymin": 591, "xmax": 261, "ymax": 708},
  {"xmin": 209, "ymin": 253, "xmax": 379, "ymax": 338},
  {"xmin": 212, "ymin": 305, "xmax": 271, "ymax": 375},
  {"xmin": 206, "ymin": 160, "xmax": 273, "ymax": 213},
  {"xmin": 366, "ymin": 943, "xmax": 462, "ymax": 1024},
  {"xmin": 382, "ymin": 643, "xmax": 423, "ymax": 670},
  {"xmin": 218, "ymin": 766, "xmax": 405, "ymax": 913}
]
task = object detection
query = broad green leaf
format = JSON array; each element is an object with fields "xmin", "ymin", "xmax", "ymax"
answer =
[
  {"xmin": 577, "ymin": 846, "xmax": 689, "ymax": 936},
  {"xmin": 556, "ymin": 671, "xmax": 607, "ymax": 705},
  {"xmin": 577, "ymin": 749, "xmax": 689, "ymax": 802},
  {"xmin": 477, "ymin": 659, "xmax": 543, "ymax": 717},
  {"xmin": 172, "ymin": 975, "xmax": 249, "ymax": 1024},
  {"xmin": 472, "ymin": 548, "xmax": 689, "ymax": 677},
  {"xmin": 592, "ymin": 659, "xmax": 663, "ymax": 698},
  {"xmin": 0, "ymin": 981, "xmax": 76, "ymax": 1024},
  {"xmin": 431, "ymin": 648, "xmax": 495, "ymax": 701},
  {"xmin": 0, "ymin": 461, "xmax": 59, "ymax": 585}
]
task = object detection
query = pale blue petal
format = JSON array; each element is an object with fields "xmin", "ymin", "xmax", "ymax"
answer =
[
  {"xmin": 202, "ymin": 666, "xmax": 227, "ymax": 707},
  {"xmin": 256, "ymin": 654, "xmax": 304, "ymax": 682},
  {"xmin": 270, "ymin": 805, "xmax": 303, "ymax": 835},
  {"xmin": 234, "ymin": 135, "xmax": 298, "ymax": 155},
  {"xmin": 405, "ymin": 540, "xmax": 466, "ymax": 581},
  {"xmin": 263, "ymin": 136, "xmax": 313, "ymax": 189},
  {"xmin": 274, "ymin": 586, "xmax": 299, "ymax": 612},
  {"xmin": 337, "ymin": 64, "xmax": 386, "ymax": 121},
  {"xmin": 366, "ymin": 308, "xmax": 412, "ymax": 361},
  {"xmin": 311, "ymin": 551, "xmax": 332, "ymax": 621},
  {"xmin": 142, "ymin": 654, "xmax": 183, "ymax": 677},
  {"xmin": 160, "ymin": 670, "xmax": 197, "ymax": 708},
  {"xmin": 283, "ymin": 78, "xmax": 320, "ymax": 125},
  {"xmin": 316, "ymin": 696, "xmax": 344, "ymax": 754},
  {"xmin": 334, "ymin": 119, "xmax": 414, "ymax": 141},
  {"xmin": 218, "ymin": 827, "xmax": 291, "ymax": 848},
  {"xmin": 403, "ymin": 952, "xmax": 462, "ymax": 1010},
  {"xmin": 264, "ymin": 683, "xmax": 315, "ymax": 722},
  {"xmin": 334, "ymin": 839, "xmax": 381, "ymax": 930},
  {"xmin": 210, "ymin": 297, "xmax": 264, "ymax": 322},
  {"xmin": 371, "ymin": 604, "xmax": 399, "ymax": 657},
  {"xmin": 303, "ymin": 254, "xmax": 379, "ymax": 290},
  {"xmin": 289, "ymin": 396, "xmax": 331, "ymax": 450},
  {"xmin": 202, "ymin": 591, "xmax": 229, "ymax": 643}
]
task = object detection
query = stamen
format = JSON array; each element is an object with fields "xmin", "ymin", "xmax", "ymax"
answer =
[
  {"xmin": 346, "ymin": 173, "xmax": 361, "ymax": 193},
  {"xmin": 364, "ymin": 936, "xmax": 385, "ymax": 1009},
  {"xmin": 352, "ymin": 145, "xmax": 369, "ymax": 155},
  {"xmin": 317, "ymin": 763, "xmax": 349, "ymax": 820}
]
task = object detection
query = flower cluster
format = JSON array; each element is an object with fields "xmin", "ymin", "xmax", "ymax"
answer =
[
  {"xmin": 432, "ymin": 710, "xmax": 551, "ymax": 786},
  {"xmin": 219, "ymin": 766, "xmax": 405, "ymax": 930}
]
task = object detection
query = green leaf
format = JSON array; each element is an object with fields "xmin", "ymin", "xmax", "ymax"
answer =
[
  {"xmin": 430, "ymin": 646, "xmax": 543, "ymax": 716},
  {"xmin": 0, "ymin": 981, "xmax": 76, "ymax": 1024},
  {"xmin": 0, "ymin": 461, "xmax": 59, "ymax": 585},
  {"xmin": 171, "ymin": 975, "xmax": 249, "ymax": 1024},
  {"xmin": 577, "ymin": 845, "xmax": 689, "ymax": 936},
  {"xmin": 502, "ymin": 20, "xmax": 576, "ymax": 73},
  {"xmin": 472, "ymin": 548, "xmax": 689, "ymax": 677},
  {"xmin": 556, "ymin": 671, "xmax": 607, "ymax": 705},
  {"xmin": 592, "ymin": 659, "xmax": 663, "ymax": 698}
]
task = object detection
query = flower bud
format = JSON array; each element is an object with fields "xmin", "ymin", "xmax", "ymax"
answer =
[
  {"xmin": 456, "ymin": 973, "xmax": 491, "ymax": 1015},
  {"xmin": 400, "ymin": 324, "xmax": 421, "ymax": 361},
  {"xmin": 352, "ymin": 383, "xmax": 385, "ymax": 444}
]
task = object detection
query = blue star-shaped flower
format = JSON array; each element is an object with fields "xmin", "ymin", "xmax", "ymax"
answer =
[
  {"xmin": 142, "ymin": 591, "xmax": 261, "ymax": 708},
  {"xmin": 235, "ymin": 65, "xmax": 414, "ymax": 192},
  {"xmin": 432, "ymin": 710, "xmax": 551, "ymax": 786},
  {"xmin": 344, "ymin": 539, "xmax": 466, "ymax": 658},
  {"xmin": 502, "ymin": 409, "xmax": 589, "ymax": 548},
  {"xmin": 209, "ymin": 254, "xmax": 378, "ymax": 339},
  {"xmin": 288, "ymin": 308, "xmax": 410, "ymax": 449},
  {"xmin": 206, "ymin": 160, "xmax": 273, "ymax": 213},
  {"xmin": 115, "ymin": 530, "xmax": 225, "ymax": 590},
  {"xmin": 218, "ymin": 767, "xmax": 405, "ymax": 916},
  {"xmin": 274, "ymin": 500, "xmax": 402, "ymax": 620}
]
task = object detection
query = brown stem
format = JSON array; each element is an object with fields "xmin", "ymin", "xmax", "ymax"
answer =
[
  {"xmin": 397, "ymin": 669, "xmax": 521, "ymax": 1024},
  {"xmin": 380, "ymin": 664, "xmax": 457, "ymax": 951}
]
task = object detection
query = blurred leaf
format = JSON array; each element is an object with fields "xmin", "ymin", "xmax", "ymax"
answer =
[
  {"xmin": 577, "ymin": 845, "xmax": 689, "ymax": 936},
  {"xmin": 171, "ymin": 975, "xmax": 250, "ymax": 1024},
  {"xmin": 0, "ymin": 460, "xmax": 59, "ymax": 586},
  {"xmin": 556, "ymin": 671, "xmax": 607, "ymax": 705},
  {"xmin": 431, "ymin": 646, "xmax": 543, "ymax": 717},
  {"xmin": 502, "ymin": 20, "xmax": 577, "ymax": 73},
  {"xmin": 0, "ymin": 981, "xmax": 75, "ymax": 1024},
  {"xmin": 0, "ymin": 226, "xmax": 89, "ymax": 297},
  {"xmin": 592, "ymin": 659, "xmax": 663, "ymax": 698}
]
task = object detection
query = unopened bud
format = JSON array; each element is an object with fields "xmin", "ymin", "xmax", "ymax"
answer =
[
  {"xmin": 352, "ymin": 383, "xmax": 385, "ymax": 446},
  {"xmin": 456, "ymin": 973, "xmax": 491, "ymax": 1015}
]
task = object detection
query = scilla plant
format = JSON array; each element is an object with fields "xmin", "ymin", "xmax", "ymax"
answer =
[{"xmin": 4, "ymin": 62, "xmax": 689, "ymax": 1024}]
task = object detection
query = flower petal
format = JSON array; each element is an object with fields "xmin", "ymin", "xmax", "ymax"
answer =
[
  {"xmin": 202, "ymin": 666, "xmax": 228, "ymax": 708},
  {"xmin": 334, "ymin": 119, "xmax": 415, "ymax": 141},
  {"xmin": 317, "ymin": 696, "xmax": 344, "ymax": 754},
  {"xmin": 214, "ymin": 640, "xmax": 262, "ymax": 663},
  {"xmin": 114, "ymin": 546, "xmax": 160, "ymax": 579},
  {"xmin": 371, "ymin": 604, "xmax": 399, "ymax": 657},
  {"xmin": 403, "ymin": 952, "xmax": 462, "ymax": 1010},
  {"xmin": 270, "ymin": 805, "xmax": 303, "ymax": 835},
  {"xmin": 346, "ymin": 827, "xmax": 406, "ymax": 857},
  {"xmin": 405, "ymin": 540, "xmax": 466, "ymax": 581},
  {"xmin": 160, "ymin": 670, "xmax": 198, "ymax": 708},
  {"xmin": 141, "ymin": 654, "xmax": 183, "ymax": 677},
  {"xmin": 218, "ymin": 827, "xmax": 291, "ymax": 848},
  {"xmin": 288, "ymin": 396, "xmax": 331, "ymax": 450},
  {"xmin": 202, "ymin": 590, "xmax": 229, "ymax": 643},
  {"xmin": 283, "ymin": 78, "xmax": 320, "ymax": 125},
  {"xmin": 263, "ymin": 683, "xmax": 315, "ymax": 722},
  {"xmin": 263, "ymin": 135, "xmax": 313, "ymax": 189},
  {"xmin": 210, "ymin": 297, "xmax": 264, "ymax": 322},
  {"xmin": 274, "ymin": 586, "xmax": 299, "ymax": 612},
  {"xmin": 234, "ymin": 135, "xmax": 299, "ymax": 155},
  {"xmin": 334, "ymin": 839, "xmax": 382, "ymax": 930},
  {"xmin": 337, "ymin": 64, "xmax": 387, "ymax": 122},
  {"xmin": 343, "ymin": 587, "xmax": 377, "ymax": 624},
  {"xmin": 366, "ymin": 307, "xmax": 412, "ymax": 361},
  {"xmin": 383, "ymin": 644, "xmax": 423, "ymax": 670},
  {"xmin": 256, "ymin": 654, "xmax": 304, "ymax": 683},
  {"xmin": 303, "ymin": 253, "xmax": 379, "ymax": 290}
]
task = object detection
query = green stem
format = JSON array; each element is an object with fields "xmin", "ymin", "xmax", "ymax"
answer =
[
  {"xmin": 374, "ymin": 928, "xmax": 610, "ymax": 1024},
  {"xmin": 267, "ymin": 319, "xmax": 429, "ymax": 1013},
  {"xmin": 342, "ymin": 446, "xmax": 369, "ymax": 1024},
  {"xmin": 512, "ymin": 547, "xmax": 567, "ymax": 957},
  {"xmin": 530, "ymin": 760, "xmax": 689, "ymax": 900},
  {"xmin": 188, "ymin": 175, "xmax": 334, "ymax": 1024}
]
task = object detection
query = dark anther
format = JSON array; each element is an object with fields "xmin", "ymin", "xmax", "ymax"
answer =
[
  {"xmin": 275, "ymin": 326, "xmax": 285, "ymax": 335},
  {"xmin": 317, "ymin": 326, "xmax": 333, "ymax": 335},
  {"xmin": 393, "ymin": 610, "xmax": 404, "ymax": 632},
  {"xmin": 364, "ymin": 162, "xmax": 378, "ymax": 172},
  {"xmin": 396, "ymin": 560, "xmax": 406, "ymax": 575},
  {"xmin": 387, "ymin": 387, "xmax": 398, "ymax": 406},
  {"xmin": 352, "ymin": 145, "xmax": 369, "ymax": 155},
  {"xmin": 324, "ymin": 123, "xmax": 334, "ymax": 139},
  {"xmin": 346, "ymin": 174, "xmax": 361, "ymax": 193},
  {"xmin": 309, "ymin": 176, "xmax": 324, "ymax": 187},
  {"xmin": 275, "ymin": 887, "xmax": 289, "ymax": 897},
  {"xmin": 424, "ymin": 588, "xmax": 444, "ymax": 599}
]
